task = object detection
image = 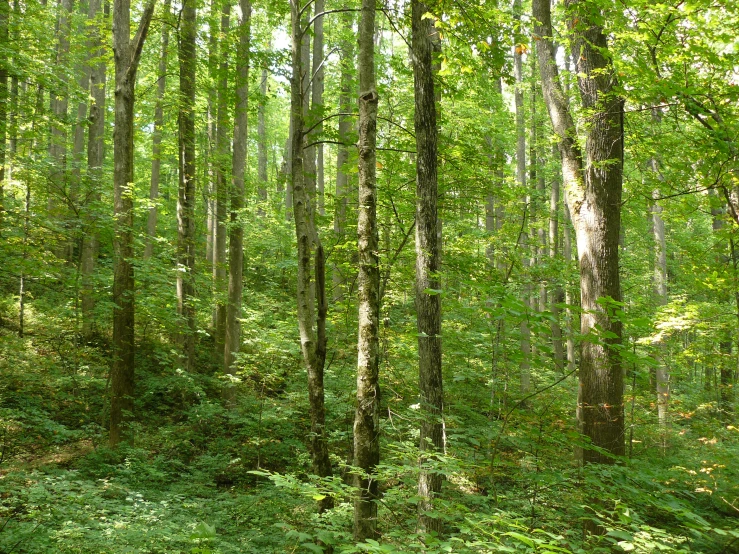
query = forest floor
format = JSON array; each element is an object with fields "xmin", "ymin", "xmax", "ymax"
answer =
[{"xmin": 1, "ymin": 303, "xmax": 738, "ymax": 553}]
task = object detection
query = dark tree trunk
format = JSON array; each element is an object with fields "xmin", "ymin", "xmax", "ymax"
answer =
[
  {"xmin": 353, "ymin": 0, "xmax": 380, "ymax": 540},
  {"xmin": 110, "ymin": 0, "xmax": 155, "ymax": 447},
  {"xmin": 81, "ymin": 0, "xmax": 108, "ymax": 338},
  {"xmin": 145, "ymin": 0, "xmax": 171, "ymax": 260},
  {"xmin": 0, "ymin": 0, "xmax": 8, "ymax": 227},
  {"xmin": 213, "ymin": 1, "xmax": 230, "ymax": 364},
  {"xmin": 257, "ymin": 66, "xmax": 268, "ymax": 204},
  {"xmin": 177, "ymin": 0, "xmax": 196, "ymax": 372},
  {"xmin": 412, "ymin": 0, "xmax": 444, "ymax": 534},
  {"xmin": 224, "ymin": 0, "xmax": 250, "ymax": 377}
]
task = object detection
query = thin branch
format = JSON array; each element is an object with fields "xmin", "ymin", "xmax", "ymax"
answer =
[{"xmin": 301, "ymin": 8, "xmax": 359, "ymax": 37}]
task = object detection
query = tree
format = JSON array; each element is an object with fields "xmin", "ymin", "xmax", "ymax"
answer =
[
  {"xmin": 224, "ymin": 0, "xmax": 250, "ymax": 377},
  {"xmin": 177, "ymin": 0, "xmax": 197, "ymax": 373},
  {"xmin": 213, "ymin": 0, "xmax": 230, "ymax": 363},
  {"xmin": 533, "ymin": 0, "xmax": 625, "ymax": 463},
  {"xmin": 110, "ymin": 0, "xmax": 156, "ymax": 447},
  {"xmin": 353, "ymin": 0, "xmax": 380, "ymax": 539},
  {"xmin": 289, "ymin": 0, "xmax": 332, "ymax": 512},
  {"xmin": 144, "ymin": 0, "xmax": 172, "ymax": 260},
  {"xmin": 80, "ymin": 0, "xmax": 108, "ymax": 338},
  {"xmin": 412, "ymin": 0, "xmax": 444, "ymax": 533}
]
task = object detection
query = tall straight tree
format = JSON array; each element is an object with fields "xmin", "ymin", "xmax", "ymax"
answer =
[
  {"xmin": 333, "ymin": 10, "xmax": 354, "ymax": 301},
  {"xmin": 533, "ymin": 0, "xmax": 625, "ymax": 463},
  {"xmin": 289, "ymin": 0, "xmax": 332, "ymax": 512},
  {"xmin": 411, "ymin": 0, "xmax": 444, "ymax": 534},
  {"xmin": 48, "ymin": 0, "xmax": 74, "ymax": 255},
  {"xmin": 257, "ymin": 65, "xmax": 268, "ymax": 203},
  {"xmin": 177, "ymin": 0, "xmax": 197, "ymax": 372},
  {"xmin": 310, "ymin": 0, "xmax": 324, "ymax": 216},
  {"xmin": 145, "ymin": 0, "xmax": 171, "ymax": 260},
  {"xmin": 110, "ymin": 0, "xmax": 156, "ymax": 447},
  {"xmin": 513, "ymin": 0, "xmax": 530, "ymax": 394},
  {"xmin": 81, "ymin": 0, "xmax": 108, "ymax": 338},
  {"xmin": 0, "ymin": 0, "xmax": 8, "ymax": 226},
  {"xmin": 213, "ymin": 0, "xmax": 230, "ymax": 363},
  {"xmin": 224, "ymin": 0, "xmax": 250, "ymax": 375},
  {"xmin": 353, "ymin": 0, "xmax": 380, "ymax": 540}
]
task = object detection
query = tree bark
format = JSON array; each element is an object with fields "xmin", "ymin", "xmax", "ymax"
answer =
[
  {"xmin": 213, "ymin": 1, "xmax": 230, "ymax": 364},
  {"xmin": 550, "ymin": 144, "xmax": 564, "ymax": 371},
  {"xmin": 81, "ymin": 0, "xmax": 108, "ymax": 339},
  {"xmin": 177, "ymin": 0, "xmax": 196, "ymax": 372},
  {"xmin": 311, "ymin": 0, "xmax": 324, "ymax": 216},
  {"xmin": 513, "ymin": 0, "xmax": 530, "ymax": 394},
  {"xmin": 257, "ymin": 66, "xmax": 268, "ymax": 204},
  {"xmin": 0, "ymin": 0, "xmax": 8, "ymax": 228},
  {"xmin": 290, "ymin": 0, "xmax": 333, "ymax": 512},
  {"xmin": 144, "ymin": 0, "xmax": 171, "ymax": 259},
  {"xmin": 533, "ymin": 0, "xmax": 625, "ymax": 464},
  {"xmin": 110, "ymin": 0, "xmax": 155, "ymax": 447},
  {"xmin": 49, "ymin": 0, "xmax": 74, "ymax": 259},
  {"xmin": 354, "ymin": 0, "xmax": 380, "ymax": 540},
  {"xmin": 412, "ymin": 0, "xmax": 444, "ymax": 534},
  {"xmin": 333, "ymin": 10, "xmax": 354, "ymax": 301},
  {"xmin": 224, "ymin": 0, "xmax": 250, "ymax": 378}
]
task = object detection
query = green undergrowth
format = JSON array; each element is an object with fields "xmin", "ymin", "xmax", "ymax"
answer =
[{"xmin": 1, "ymin": 300, "xmax": 738, "ymax": 553}]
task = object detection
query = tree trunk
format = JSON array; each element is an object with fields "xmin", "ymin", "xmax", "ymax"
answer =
[
  {"xmin": 533, "ymin": 0, "xmax": 625, "ymax": 464},
  {"xmin": 333, "ymin": 10, "xmax": 354, "ymax": 301},
  {"xmin": 354, "ymin": 0, "xmax": 380, "ymax": 540},
  {"xmin": 513, "ymin": 0, "xmax": 530, "ymax": 394},
  {"xmin": 69, "ymin": 0, "xmax": 92, "ymax": 256},
  {"xmin": 257, "ymin": 66, "xmax": 268, "ymax": 204},
  {"xmin": 0, "ymin": 0, "xmax": 8, "ymax": 228},
  {"xmin": 177, "ymin": 0, "xmax": 197, "ymax": 372},
  {"xmin": 290, "ymin": 0, "xmax": 333, "ymax": 512},
  {"xmin": 224, "ymin": 0, "xmax": 250, "ymax": 377},
  {"xmin": 412, "ymin": 0, "xmax": 443, "ymax": 534},
  {"xmin": 311, "ymin": 0, "xmax": 324, "ymax": 216},
  {"xmin": 81, "ymin": 0, "xmax": 107, "ymax": 339},
  {"xmin": 550, "ymin": 144, "xmax": 564, "ymax": 371},
  {"xmin": 110, "ymin": 0, "xmax": 155, "ymax": 447},
  {"xmin": 213, "ymin": 1, "xmax": 230, "ymax": 364},
  {"xmin": 49, "ymin": 0, "xmax": 74, "ymax": 258},
  {"xmin": 144, "ymin": 0, "xmax": 171, "ymax": 259}
]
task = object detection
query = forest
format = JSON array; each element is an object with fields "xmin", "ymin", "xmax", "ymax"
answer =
[{"xmin": 0, "ymin": 0, "xmax": 738, "ymax": 551}]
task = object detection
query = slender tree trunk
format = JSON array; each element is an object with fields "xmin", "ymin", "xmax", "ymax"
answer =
[
  {"xmin": 333, "ymin": 10, "xmax": 354, "ymax": 301},
  {"xmin": 711, "ymin": 192, "xmax": 733, "ymax": 415},
  {"xmin": 110, "ymin": 0, "xmax": 155, "ymax": 447},
  {"xmin": 257, "ymin": 66, "xmax": 268, "ymax": 204},
  {"xmin": 224, "ymin": 0, "xmax": 250, "ymax": 377},
  {"xmin": 205, "ymin": 0, "xmax": 218, "ymax": 270},
  {"xmin": 534, "ymin": 0, "xmax": 625, "ymax": 463},
  {"xmin": 550, "ymin": 144, "xmax": 564, "ymax": 370},
  {"xmin": 81, "ymin": 0, "xmax": 107, "ymax": 338},
  {"xmin": 0, "ymin": 0, "xmax": 8, "ymax": 228},
  {"xmin": 177, "ymin": 0, "xmax": 196, "ymax": 372},
  {"xmin": 290, "ymin": 0, "xmax": 333, "ymax": 512},
  {"xmin": 311, "ymin": 0, "xmax": 324, "ymax": 216},
  {"xmin": 649, "ymin": 110, "xmax": 669, "ymax": 430},
  {"xmin": 412, "ymin": 0, "xmax": 443, "ymax": 534},
  {"xmin": 513, "ymin": 0, "xmax": 530, "ymax": 394},
  {"xmin": 213, "ymin": 1, "xmax": 230, "ymax": 363},
  {"xmin": 49, "ymin": 0, "xmax": 74, "ymax": 257},
  {"xmin": 69, "ymin": 0, "xmax": 92, "ymax": 258},
  {"xmin": 7, "ymin": 0, "xmax": 17, "ymax": 187},
  {"xmin": 144, "ymin": 0, "xmax": 171, "ymax": 259},
  {"xmin": 354, "ymin": 0, "xmax": 380, "ymax": 539}
]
